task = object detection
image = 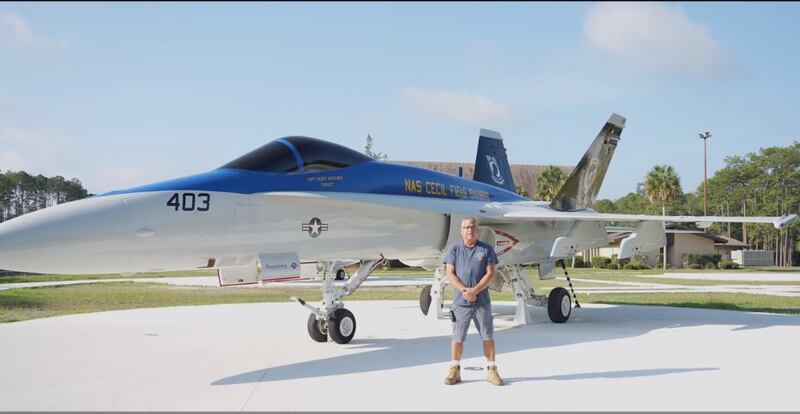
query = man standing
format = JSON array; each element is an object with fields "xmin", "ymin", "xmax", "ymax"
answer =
[{"xmin": 443, "ymin": 217, "xmax": 503, "ymax": 386}]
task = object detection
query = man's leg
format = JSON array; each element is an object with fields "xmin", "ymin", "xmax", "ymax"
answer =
[
  {"xmin": 483, "ymin": 339, "xmax": 495, "ymax": 362},
  {"xmin": 445, "ymin": 342, "xmax": 463, "ymax": 384},
  {"xmin": 445, "ymin": 306, "xmax": 470, "ymax": 385},
  {"xmin": 477, "ymin": 303, "xmax": 503, "ymax": 386},
  {"xmin": 452, "ymin": 340, "xmax": 464, "ymax": 361}
]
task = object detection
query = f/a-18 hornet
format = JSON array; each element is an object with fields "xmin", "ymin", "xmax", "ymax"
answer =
[{"xmin": 0, "ymin": 114, "xmax": 794, "ymax": 344}]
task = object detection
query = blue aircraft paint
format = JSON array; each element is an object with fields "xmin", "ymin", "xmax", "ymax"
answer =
[{"xmin": 99, "ymin": 161, "xmax": 526, "ymax": 202}]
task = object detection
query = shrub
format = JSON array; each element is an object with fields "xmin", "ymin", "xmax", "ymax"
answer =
[
  {"xmin": 629, "ymin": 254, "xmax": 650, "ymax": 269},
  {"xmin": 682, "ymin": 253, "xmax": 722, "ymax": 269},
  {"xmin": 609, "ymin": 254, "xmax": 621, "ymax": 269},
  {"xmin": 591, "ymin": 256, "xmax": 611, "ymax": 269},
  {"xmin": 719, "ymin": 260, "xmax": 739, "ymax": 269}
]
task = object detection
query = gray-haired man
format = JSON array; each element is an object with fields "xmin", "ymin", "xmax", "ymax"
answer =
[{"xmin": 443, "ymin": 217, "xmax": 503, "ymax": 386}]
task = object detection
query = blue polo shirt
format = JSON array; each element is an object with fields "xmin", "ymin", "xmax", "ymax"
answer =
[{"xmin": 443, "ymin": 240, "xmax": 498, "ymax": 307}]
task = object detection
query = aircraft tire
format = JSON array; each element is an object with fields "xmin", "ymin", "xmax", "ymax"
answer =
[
  {"xmin": 335, "ymin": 269, "xmax": 346, "ymax": 281},
  {"xmin": 307, "ymin": 313, "xmax": 328, "ymax": 342},
  {"xmin": 419, "ymin": 285, "xmax": 432, "ymax": 315},
  {"xmin": 329, "ymin": 308, "xmax": 356, "ymax": 344},
  {"xmin": 547, "ymin": 287, "xmax": 571, "ymax": 323}
]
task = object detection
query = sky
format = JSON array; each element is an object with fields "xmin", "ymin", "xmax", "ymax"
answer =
[{"xmin": 1, "ymin": 2, "xmax": 799, "ymax": 199}]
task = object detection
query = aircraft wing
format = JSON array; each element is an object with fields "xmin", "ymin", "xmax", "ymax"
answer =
[
  {"xmin": 262, "ymin": 191, "xmax": 497, "ymax": 217},
  {"xmin": 500, "ymin": 205, "xmax": 798, "ymax": 230},
  {"xmin": 263, "ymin": 192, "xmax": 797, "ymax": 229}
]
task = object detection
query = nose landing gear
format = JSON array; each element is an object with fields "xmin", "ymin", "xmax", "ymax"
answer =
[{"xmin": 292, "ymin": 257, "xmax": 384, "ymax": 344}]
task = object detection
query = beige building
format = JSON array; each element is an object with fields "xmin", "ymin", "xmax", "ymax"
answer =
[{"xmin": 583, "ymin": 225, "xmax": 749, "ymax": 268}]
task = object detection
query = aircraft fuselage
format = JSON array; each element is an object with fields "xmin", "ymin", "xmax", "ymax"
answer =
[{"xmin": 0, "ymin": 161, "xmax": 553, "ymax": 275}]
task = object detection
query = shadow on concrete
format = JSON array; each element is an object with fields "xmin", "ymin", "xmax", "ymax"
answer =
[
  {"xmin": 504, "ymin": 367, "xmax": 719, "ymax": 384},
  {"xmin": 212, "ymin": 303, "xmax": 799, "ymax": 385}
]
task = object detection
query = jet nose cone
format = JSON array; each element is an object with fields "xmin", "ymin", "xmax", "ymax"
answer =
[{"xmin": 0, "ymin": 196, "xmax": 134, "ymax": 274}]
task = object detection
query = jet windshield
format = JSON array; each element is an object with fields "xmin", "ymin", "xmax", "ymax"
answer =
[{"xmin": 221, "ymin": 136, "xmax": 374, "ymax": 173}]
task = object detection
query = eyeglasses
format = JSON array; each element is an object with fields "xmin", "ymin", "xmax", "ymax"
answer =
[{"xmin": 461, "ymin": 225, "xmax": 477, "ymax": 230}]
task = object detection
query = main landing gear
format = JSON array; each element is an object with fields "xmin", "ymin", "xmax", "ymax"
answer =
[
  {"xmin": 418, "ymin": 264, "xmax": 579, "ymax": 325},
  {"xmin": 292, "ymin": 258, "xmax": 384, "ymax": 344}
]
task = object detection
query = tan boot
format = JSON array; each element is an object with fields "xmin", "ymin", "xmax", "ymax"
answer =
[
  {"xmin": 487, "ymin": 365, "xmax": 504, "ymax": 386},
  {"xmin": 444, "ymin": 365, "xmax": 461, "ymax": 385}
]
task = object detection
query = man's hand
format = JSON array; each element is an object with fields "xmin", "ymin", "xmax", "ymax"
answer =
[{"xmin": 462, "ymin": 287, "xmax": 478, "ymax": 302}]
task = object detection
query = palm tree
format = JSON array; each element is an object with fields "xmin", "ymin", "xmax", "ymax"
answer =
[
  {"xmin": 644, "ymin": 165, "xmax": 682, "ymax": 269},
  {"xmin": 535, "ymin": 165, "xmax": 567, "ymax": 202},
  {"xmin": 644, "ymin": 165, "xmax": 682, "ymax": 216}
]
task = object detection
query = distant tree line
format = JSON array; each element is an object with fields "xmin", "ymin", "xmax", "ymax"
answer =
[
  {"xmin": 0, "ymin": 171, "xmax": 90, "ymax": 222},
  {"xmin": 591, "ymin": 141, "xmax": 800, "ymax": 266}
]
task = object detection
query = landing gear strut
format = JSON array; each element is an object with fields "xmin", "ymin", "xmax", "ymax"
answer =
[
  {"xmin": 419, "ymin": 264, "xmax": 577, "ymax": 324},
  {"xmin": 292, "ymin": 257, "xmax": 384, "ymax": 344}
]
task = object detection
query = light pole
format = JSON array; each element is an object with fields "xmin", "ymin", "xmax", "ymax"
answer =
[{"xmin": 698, "ymin": 131, "xmax": 711, "ymax": 217}]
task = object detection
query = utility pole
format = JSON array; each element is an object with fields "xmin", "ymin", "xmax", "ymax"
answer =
[{"xmin": 698, "ymin": 131, "xmax": 711, "ymax": 216}]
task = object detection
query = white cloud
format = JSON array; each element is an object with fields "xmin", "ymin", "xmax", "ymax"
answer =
[
  {"xmin": 0, "ymin": 128, "xmax": 36, "ymax": 144},
  {"xmin": 401, "ymin": 87, "xmax": 512, "ymax": 124},
  {"xmin": 96, "ymin": 166, "xmax": 162, "ymax": 191},
  {"xmin": 0, "ymin": 97, "xmax": 11, "ymax": 117},
  {"xmin": 0, "ymin": 128, "xmax": 75, "ymax": 177},
  {"xmin": 583, "ymin": 3, "xmax": 727, "ymax": 77},
  {"xmin": 0, "ymin": 12, "xmax": 68, "ymax": 51},
  {"xmin": 359, "ymin": 112, "xmax": 383, "ymax": 125},
  {"xmin": 0, "ymin": 149, "xmax": 27, "ymax": 171}
]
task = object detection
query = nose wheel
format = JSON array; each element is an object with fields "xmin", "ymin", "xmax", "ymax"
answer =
[
  {"xmin": 328, "ymin": 308, "xmax": 356, "ymax": 344},
  {"xmin": 307, "ymin": 313, "xmax": 328, "ymax": 342},
  {"xmin": 306, "ymin": 309, "xmax": 357, "ymax": 344}
]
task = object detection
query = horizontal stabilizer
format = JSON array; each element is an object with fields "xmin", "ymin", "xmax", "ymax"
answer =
[
  {"xmin": 619, "ymin": 222, "xmax": 666, "ymax": 259},
  {"xmin": 550, "ymin": 221, "xmax": 608, "ymax": 258}
]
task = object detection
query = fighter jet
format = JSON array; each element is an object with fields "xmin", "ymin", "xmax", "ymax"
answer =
[{"xmin": 0, "ymin": 114, "xmax": 794, "ymax": 344}]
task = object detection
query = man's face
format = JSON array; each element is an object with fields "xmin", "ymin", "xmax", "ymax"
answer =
[{"xmin": 460, "ymin": 219, "xmax": 479, "ymax": 245}]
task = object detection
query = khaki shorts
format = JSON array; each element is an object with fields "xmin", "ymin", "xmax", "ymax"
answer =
[{"xmin": 451, "ymin": 302, "xmax": 494, "ymax": 343}]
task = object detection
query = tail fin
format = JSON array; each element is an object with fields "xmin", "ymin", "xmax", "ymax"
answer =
[
  {"xmin": 473, "ymin": 128, "xmax": 516, "ymax": 193},
  {"xmin": 550, "ymin": 113, "xmax": 626, "ymax": 211}
]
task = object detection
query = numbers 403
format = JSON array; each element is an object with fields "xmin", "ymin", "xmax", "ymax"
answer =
[{"xmin": 167, "ymin": 193, "xmax": 210, "ymax": 211}]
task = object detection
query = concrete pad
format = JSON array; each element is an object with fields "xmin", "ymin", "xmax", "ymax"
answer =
[{"xmin": 0, "ymin": 301, "xmax": 798, "ymax": 411}]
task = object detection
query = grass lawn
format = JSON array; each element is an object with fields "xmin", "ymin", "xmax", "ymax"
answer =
[
  {"xmin": 0, "ymin": 282, "xmax": 429, "ymax": 323},
  {"xmin": 2, "ymin": 274, "xmax": 799, "ymax": 323},
  {"xmin": 0, "ymin": 269, "xmax": 217, "ymax": 284},
  {"xmin": 579, "ymin": 292, "xmax": 800, "ymax": 315}
]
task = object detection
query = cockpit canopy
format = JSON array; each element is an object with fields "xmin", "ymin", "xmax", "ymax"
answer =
[{"xmin": 221, "ymin": 136, "xmax": 374, "ymax": 173}]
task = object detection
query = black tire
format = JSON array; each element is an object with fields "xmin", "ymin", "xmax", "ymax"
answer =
[
  {"xmin": 329, "ymin": 308, "xmax": 356, "ymax": 344},
  {"xmin": 547, "ymin": 287, "xmax": 572, "ymax": 323},
  {"xmin": 419, "ymin": 285, "xmax": 432, "ymax": 315},
  {"xmin": 307, "ymin": 313, "xmax": 328, "ymax": 342},
  {"xmin": 335, "ymin": 269, "xmax": 346, "ymax": 281}
]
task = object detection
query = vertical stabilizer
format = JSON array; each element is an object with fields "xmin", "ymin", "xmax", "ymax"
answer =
[
  {"xmin": 550, "ymin": 114, "xmax": 626, "ymax": 211},
  {"xmin": 473, "ymin": 129, "xmax": 516, "ymax": 193}
]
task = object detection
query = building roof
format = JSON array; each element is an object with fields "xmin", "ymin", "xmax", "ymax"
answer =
[{"xmin": 713, "ymin": 235, "xmax": 750, "ymax": 248}]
